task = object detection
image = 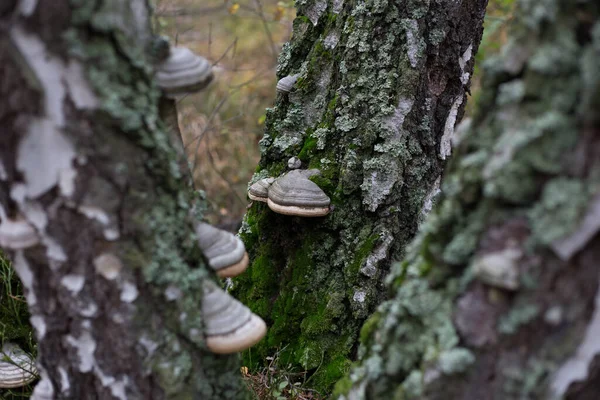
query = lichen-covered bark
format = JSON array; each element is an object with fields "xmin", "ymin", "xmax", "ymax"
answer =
[
  {"xmin": 0, "ymin": 1, "xmax": 245, "ymax": 399},
  {"xmin": 234, "ymin": 0, "xmax": 488, "ymax": 392},
  {"xmin": 338, "ymin": 0, "xmax": 600, "ymax": 398}
]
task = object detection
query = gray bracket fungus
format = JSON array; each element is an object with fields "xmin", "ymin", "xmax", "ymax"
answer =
[
  {"xmin": 202, "ymin": 282, "xmax": 267, "ymax": 354},
  {"xmin": 267, "ymin": 169, "xmax": 331, "ymax": 217},
  {"xmin": 276, "ymin": 74, "xmax": 299, "ymax": 94},
  {"xmin": 155, "ymin": 46, "xmax": 213, "ymax": 98},
  {"xmin": 0, "ymin": 343, "xmax": 38, "ymax": 389},
  {"xmin": 0, "ymin": 214, "xmax": 39, "ymax": 250},
  {"xmin": 287, "ymin": 156, "xmax": 302, "ymax": 170},
  {"xmin": 195, "ymin": 223, "xmax": 249, "ymax": 278},
  {"xmin": 248, "ymin": 177, "xmax": 275, "ymax": 203}
]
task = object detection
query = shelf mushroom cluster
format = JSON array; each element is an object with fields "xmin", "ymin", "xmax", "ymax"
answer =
[
  {"xmin": 248, "ymin": 169, "xmax": 331, "ymax": 217},
  {"xmin": 0, "ymin": 343, "xmax": 37, "ymax": 389},
  {"xmin": 154, "ymin": 42, "xmax": 267, "ymax": 355}
]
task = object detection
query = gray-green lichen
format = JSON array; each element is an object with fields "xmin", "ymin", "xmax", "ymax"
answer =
[
  {"xmin": 337, "ymin": 0, "xmax": 600, "ymax": 398},
  {"xmin": 236, "ymin": 0, "xmax": 484, "ymax": 394},
  {"xmin": 64, "ymin": 1, "xmax": 247, "ymax": 398}
]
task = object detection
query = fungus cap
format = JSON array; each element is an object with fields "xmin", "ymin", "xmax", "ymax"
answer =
[
  {"xmin": 276, "ymin": 74, "xmax": 298, "ymax": 93},
  {"xmin": 248, "ymin": 177, "xmax": 275, "ymax": 203},
  {"xmin": 156, "ymin": 46, "xmax": 213, "ymax": 98},
  {"xmin": 267, "ymin": 169, "xmax": 330, "ymax": 217},
  {"xmin": 202, "ymin": 282, "xmax": 267, "ymax": 354},
  {"xmin": 0, "ymin": 217, "xmax": 39, "ymax": 250},
  {"xmin": 196, "ymin": 223, "xmax": 248, "ymax": 278},
  {"xmin": 0, "ymin": 343, "xmax": 37, "ymax": 389}
]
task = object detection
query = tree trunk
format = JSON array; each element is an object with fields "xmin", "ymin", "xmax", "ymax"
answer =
[
  {"xmin": 234, "ymin": 0, "xmax": 488, "ymax": 392},
  {"xmin": 1, "ymin": 2, "xmax": 245, "ymax": 399},
  {"xmin": 338, "ymin": 0, "xmax": 600, "ymax": 399}
]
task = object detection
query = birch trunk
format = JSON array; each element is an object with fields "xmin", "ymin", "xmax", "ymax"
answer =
[
  {"xmin": 338, "ymin": 0, "xmax": 600, "ymax": 398},
  {"xmin": 234, "ymin": 0, "xmax": 488, "ymax": 392},
  {"xmin": 0, "ymin": 2, "xmax": 246, "ymax": 399}
]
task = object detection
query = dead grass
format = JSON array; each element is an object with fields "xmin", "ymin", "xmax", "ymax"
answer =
[
  {"xmin": 155, "ymin": 0, "xmax": 295, "ymax": 226},
  {"xmin": 242, "ymin": 352, "xmax": 325, "ymax": 400}
]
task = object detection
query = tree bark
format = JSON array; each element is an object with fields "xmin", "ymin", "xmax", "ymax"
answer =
[
  {"xmin": 338, "ymin": 0, "xmax": 600, "ymax": 399},
  {"xmin": 234, "ymin": 0, "xmax": 488, "ymax": 392},
  {"xmin": 1, "ymin": 2, "xmax": 246, "ymax": 399}
]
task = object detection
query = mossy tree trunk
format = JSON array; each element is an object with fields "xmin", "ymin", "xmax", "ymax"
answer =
[
  {"xmin": 0, "ymin": 2, "xmax": 245, "ymax": 399},
  {"xmin": 234, "ymin": 0, "xmax": 488, "ymax": 392},
  {"xmin": 337, "ymin": 0, "xmax": 600, "ymax": 399}
]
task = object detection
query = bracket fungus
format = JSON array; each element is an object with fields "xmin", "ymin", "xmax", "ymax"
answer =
[
  {"xmin": 287, "ymin": 156, "xmax": 301, "ymax": 170},
  {"xmin": 0, "ymin": 216, "xmax": 39, "ymax": 250},
  {"xmin": 0, "ymin": 343, "xmax": 37, "ymax": 388},
  {"xmin": 155, "ymin": 46, "xmax": 213, "ymax": 98},
  {"xmin": 248, "ymin": 177, "xmax": 275, "ymax": 203},
  {"xmin": 202, "ymin": 282, "xmax": 267, "ymax": 354},
  {"xmin": 267, "ymin": 169, "xmax": 331, "ymax": 217},
  {"xmin": 196, "ymin": 223, "xmax": 249, "ymax": 278},
  {"xmin": 276, "ymin": 74, "xmax": 298, "ymax": 94}
]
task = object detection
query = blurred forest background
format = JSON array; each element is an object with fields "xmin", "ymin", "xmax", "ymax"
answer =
[{"xmin": 0, "ymin": 0, "xmax": 515, "ymax": 398}]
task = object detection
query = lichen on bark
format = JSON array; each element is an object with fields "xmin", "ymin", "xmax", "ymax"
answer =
[
  {"xmin": 338, "ymin": 0, "xmax": 600, "ymax": 398},
  {"xmin": 1, "ymin": 1, "xmax": 247, "ymax": 398},
  {"xmin": 234, "ymin": 0, "xmax": 488, "ymax": 392}
]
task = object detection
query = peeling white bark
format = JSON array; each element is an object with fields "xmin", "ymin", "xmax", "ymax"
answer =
[
  {"xmin": 440, "ymin": 95, "xmax": 464, "ymax": 160},
  {"xmin": 93, "ymin": 253, "xmax": 123, "ymax": 281},
  {"xmin": 551, "ymin": 276, "xmax": 600, "ymax": 397},
  {"xmin": 552, "ymin": 192, "xmax": 600, "ymax": 260}
]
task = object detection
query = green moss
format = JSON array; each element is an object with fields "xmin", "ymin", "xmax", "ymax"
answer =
[
  {"xmin": 346, "ymin": 234, "xmax": 379, "ymax": 281},
  {"xmin": 359, "ymin": 311, "xmax": 382, "ymax": 345},
  {"xmin": 298, "ymin": 135, "xmax": 318, "ymax": 161}
]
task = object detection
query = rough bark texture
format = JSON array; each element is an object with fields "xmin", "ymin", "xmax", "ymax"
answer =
[
  {"xmin": 337, "ymin": 0, "xmax": 600, "ymax": 398},
  {"xmin": 234, "ymin": 0, "xmax": 488, "ymax": 392},
  {"xmin": 0, "ymin": 2, "xmax": 246, "ymax": 399}
]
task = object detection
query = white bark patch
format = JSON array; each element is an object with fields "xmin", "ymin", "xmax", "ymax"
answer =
[
  {"xmin": 0, "ymin": 158, "xmax": 7, "ymax": 181},
  {"xmin": 11, "ymin": 26, "xmax": 96, "ymax": 200},
  {"xmin": 120, "ymin": 281, "xmax": 139, "ymax": 303},
  {"xmin": 58, "ymin": 367, "xmax": 70, "ymax": 394},
  {"xmin": 64, "ymin": 62, "xmax": 99, "ymax": 109},
  {"xmin": 353, "ymin": 290, "xmax": 366, "ymax": 303},
  {"xmin": 440, "ymin": 95, "xmax": 464, "ymax": 160},
  {"xmin": 306, "ymin": 0, "xmax": 327, "ymax": 25},
  {"xmin": 12, "ymin": 251, "xmax": 37, "ymax": 306},
  {"xmin": 79, "ymin": 302, "xmax": 98, "ymax": 318},
  {"xmin": 382, "ymin": 97, "xmax": 414, "ymax": 142},
  {"xmin": 551, "ymin": 277, "xmax": 600, "ymax": 396},
  {"xmin": 78, "ymin": 205, "xmax": 110, "ymax": 225},
  {"xmin": 324, "ymin": 32, "xmax": 340, "ymax": 49},
  {"xmin": 552, "ymin": 192, "xmax": 600, "ymax": 260},
  {"xmin": 361, "ymin": 161, "xmax": 401, "ymax": 212},
  {"xmin": 420, "ymin": 177, "xmax": 441, "ymax": 219},
  {"xmin": 404, "ymin": 19, "xmax": 422, "ymax": 68},
  {"xmin": 458, "ymin": 44, "xmax": 473, "ymax": 85},
  {"xmin": 29, "ymin": 315, "xmax": 47, "ymax": 339},
  {"xmin": 360, "ymin": 230, "xmax": 393, "ymax": 278},
  {"xmin": 16, "ymin": 119, "xmax": 76, "ymax": 198},
  {"xmin": 18, "ymin": 0, "xmax": 37, "ymax": 16},
  {"xmin": 60, "ymin": 274, "xmax": 85, "ymax": 294},
  {"xmin": 139, "ymin": 335, "xmax": 159, "ymax": 357},
  {"xmin": 332, "ymin": 0, "xmax": 344, "ymax": 14},
  {"xmin": 93, "ymin": 253, "xmax": 123, "ymax": 280},
  {"xmin": 31, "ymin": 375, "xmax": 55, "ymax": 400},
  {"xmin": 165, "ymin": 285, "xmax": 182, "ymax": 301},
  {"xmin": 65, "ymin": 331, "xmax": 96, "ymax": 373},
  {"xmin": 94, "ymin": 365, "xmax": 128, "ymax": 400}
]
